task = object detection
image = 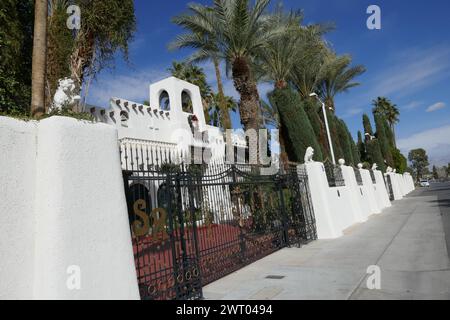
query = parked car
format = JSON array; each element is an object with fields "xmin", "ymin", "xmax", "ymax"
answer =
[{"xmin": 419, "ymin": 179, "xmax": 430, "ymax": 187}]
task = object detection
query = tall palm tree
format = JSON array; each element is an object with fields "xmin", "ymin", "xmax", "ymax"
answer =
[
  {"xmin": 254, "ymin": 6, "xmax": 304, "ymax": 165},
  {"xmin": 31, "ymin": 0, "xmax": 48, "ymax": 118},
  {"xmin": 168, "ymin": 61, "xmax": 212, "ymax": 123},
  {"xmin": 172, "ymin": 0, "xmax": 283, "ymax": 132},
  {"xmin": 317, "ymin": 53, "xmax": 366, "ymax": 112},
  {"xmin": 209, "ymin": 93, "xmax": 237, "ymax": 128},
  {"xmin": 290, "ymin": 28, "xmax": 330, "ymax": 99},
  {"xmin": 257, "ymin": 6, "xmax": 304, "ymax": 90},
  {"xmin": 256, "ymin": 7, "xmax": 332, "ymax": 164},
  {"xmin": 372, "ymin": 96, "xmax": 400, "ymax": 147},
  {"xmin": 170, "ymin": 11, "xmax": 232, "ymax": 129}
]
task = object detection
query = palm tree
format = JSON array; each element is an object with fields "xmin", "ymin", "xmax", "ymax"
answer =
[
  {"xmin": 209, "ymin": 93, "xmax": 237, "ymax": 128},
  {"xmin": 168, "ymin": 61, "xmax": 212, "ymax": 123},
  {"xmin": 257, "ymin": 6, "xmax": 304, "ymax": 90},
  {"xmin": 170, "ymin": 10, "xmax": 232, "ymax": 129},
  {"xmin": 256, "ymin": 7, "xmax": 333, "ymax": 164},
  {"xmin": 318, "ymin": 53, "xmax": 366, "ymax": 112},
  {"xmin": 31, "ymin": 0, "xmax": 48, "ymax": 118},
  {"xmin": 372, "ymin": 97, "xmax": 391, "ymax": 116},
  {"xmin": 254, "ymin": 7, "xmax": 304, "ymax": 165},
  {"xmin": 172, "ymin": 0, "xmax": 284, "ymax": 132},
  {"xmin": 290, "ymin": 28, "xmax": 330, "ymax": 99},
  {"xmin": 372, "ymin": 96, "xmax": 400, "ymax": 147}
]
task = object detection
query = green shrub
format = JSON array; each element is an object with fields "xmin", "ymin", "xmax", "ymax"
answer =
[{"xmin": 268, "ymin": 88, "xmax": 323, "ymax": 163}]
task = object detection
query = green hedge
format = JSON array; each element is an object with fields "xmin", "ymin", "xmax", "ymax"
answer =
[{"xmin": 269, "ymin": 88, "xmax": 323, "ymax": 163}]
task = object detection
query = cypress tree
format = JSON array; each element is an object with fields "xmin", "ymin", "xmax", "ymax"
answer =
[
  {"xmin": 362, "ymin": 114, "xmax": 385, "ymax": 171},
  {"xmin": 383, "ymin": 118, "xmax": 395, "ymax": 150},
  {"xmin": 342, "ymin": 119, "xmax": 360, "ymax": 165},
  {"xmin": 304, "ymin": 99, "xmax": 330, "ymax": 160},
  {"xmin": 357, "ymin": 131, "xmax": 367, "ymax": 163},
  {"xmin": 374, "ymin": 113, "xmax": 394, "ymax": 166},
  {"xmin": 345, "ymin": 129, "xmax": 360, "ymax": 166},
  {"xmin": 268, "ymin": 88, "xmax": 323, "ymax": 163},
  {"xmin": 363, "ymin": 114, "xmax": 374, "ymax": 138},
  {"xmin": 351, "ymin": 138, "xmax": 361, "ymax": 165},
  {"xmin": 366, "ymin": 139, "xmax": 386, "ymax": 172},
  {"xmin": 336, "ymin": 119, "xmax": 354, "ymax": 165},
  {"xmin": 326, "ymin": 112, "xmax": 344, "ymax": 161}
]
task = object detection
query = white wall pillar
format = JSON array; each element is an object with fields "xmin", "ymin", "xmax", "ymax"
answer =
[
  {"xmin": 360, "ymin": 169, "xmax": 381, "ymax": 215},
  {"xmin": 0, "ymin": 117, "xmax": 37, "ymax": 300},
  {"xmin": 373, "ymin": 170, "xmax": 391, "ymax": 210},
  {"xmin": 389, "ymin": 173, "xmax": 403, "ymax": 200},
  {"xmin": 340, "ymin": 166, "xmax": 368, "ymax": 223},
  {"xmin": 0, "ymin": 116, "xmax": 140, "ymax": 300},
  {"xmin": 305, "ymin": 162, "xmax": 343, "ymax": 239},
  {"xmin": 33, "ymin": 117, "xmax": 140, "ymax": 300}
]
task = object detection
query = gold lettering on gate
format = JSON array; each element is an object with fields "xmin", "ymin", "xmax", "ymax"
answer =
[
  {"xmin": 131, "ymin": 200, "xmax": 168, "ymax": 240},
  {"xmin": 132, "ymin": 199, "xmax": 150, "ymax": 237},
  {"xmin": 150, "ymin": 208, "xmax": 168, "ymax": 241}
]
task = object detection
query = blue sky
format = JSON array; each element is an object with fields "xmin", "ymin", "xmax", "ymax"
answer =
[{"xmin": 87, "ymin": 0, "xmax": 450, "ymax": 166}]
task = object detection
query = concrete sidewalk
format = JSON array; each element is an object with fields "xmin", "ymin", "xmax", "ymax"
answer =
[{"xmin": 203, "ymin": 184, "xmax": 450, "ymax": 300}]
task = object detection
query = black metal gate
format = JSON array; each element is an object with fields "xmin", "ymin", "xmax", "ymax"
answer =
[
  {"xmin": 386, "ymin": 174, "xmax": 395, "ymax": 201},
  {"xmin": 123, "ymin": 163, "xmax": 317, "ymax": 300}
]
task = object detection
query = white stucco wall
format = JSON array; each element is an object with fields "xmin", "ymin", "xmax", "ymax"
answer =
[
  {"xmin": 404, "ymin": 174, "xmax": 415, "ymax": 193},
  {"xmin": 0, "ymin": 116, "xmax": 140, "ymax": 300},
  {"xmin": 305, "ymin": 162, "xmax": 343, "ymax": 239},
  {"xmin": 340, "ymin": 166, "xmax": 369, "ymax": 223},
  {"xmin": 0, "ymin": 117, "xmax": 37, "ymax": 300},
  {"xmin": 389, "ymin": 173, "xmax": 404, "ymax": 200},
  {"xmin": 360, "ymin": 169, "xmax": 381, "ymax": 215},
  {"xmin": 373, "ymin": 170, "xmax": 391, "ymax": 210},
  {"xmin": 328, "ymin": 186, "xmax": 356, "ymax": 231}
]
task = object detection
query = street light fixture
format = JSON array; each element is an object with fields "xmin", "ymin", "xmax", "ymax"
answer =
[{"xmin": 310, "ymin": 93, "xmax": 336, "ymax": 165}]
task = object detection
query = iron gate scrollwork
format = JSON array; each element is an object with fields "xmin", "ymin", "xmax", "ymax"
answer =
[{"xmin": 123, "ymin": 163, "xmax": 317, "ymax": 300}]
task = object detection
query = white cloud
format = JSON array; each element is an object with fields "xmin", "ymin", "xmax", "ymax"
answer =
[
  {"xmin": 86, "ymin": 67, "xmax": 169, "ymax": 106},
  {"xmin": 371, "ymin": 45, "xmax": 450, "ymax": 98},
  {"xmin": 401, "ymin": 101, "xmax": 422, "ymax": 111},
  {"xmin": 343, "ymin": 107, "xmax": 364, "ymax": 118},
  {"xmin": 336, "ymin": 44, "xmax": 450, "ymax": 115},
  {"xmin": 426, "ymin": 102, "xmax": 446, "ymax": 113},
  {"xmin": 398, "ymin": 124, "xmax": 450, "ymax": 166}
]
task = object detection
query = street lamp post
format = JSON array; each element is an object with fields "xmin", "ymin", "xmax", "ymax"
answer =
[{"xmin": 310, "ymin": 93, "xmax": 336, "ymax": 165}]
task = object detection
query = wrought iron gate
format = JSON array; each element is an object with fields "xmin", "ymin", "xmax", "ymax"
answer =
[
  {"xmin": 386, "ymin": 174, "xmax": 395, "ymax": 201},
  {"xmin": 123, "ymin": 164, "xmax": 317, "ymax": 300}
]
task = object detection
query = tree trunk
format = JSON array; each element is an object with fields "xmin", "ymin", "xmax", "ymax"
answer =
[
  {"xmin": 213, "ymin": 57, "xmax": 231, "ymax": 130},
  {"xmin": 232, "ymin": 56, "xmax": 261, "ymax": 165},
  {"xmin": 232, "ymin": 57, "xmax": 260, "ymax": 131},
  {"xmin": 70, "ymin": 29, "xmax": 95, "ymax": 107},
  {"xmin": 31, "ymin": 0, "xmax": 48, "ymax": 118},
  {"xmin": 274, "ymin": 80, "xmax": 289, "ymax": 168}
]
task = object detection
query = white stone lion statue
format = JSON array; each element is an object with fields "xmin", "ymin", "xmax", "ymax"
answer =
[
  {"xmin": 338, "ymin": 159, "xmax": 346, "ymax": 166},
  {"xmin": 357, "ymin": 163, "xmax": 363, "ymax": 169},
  {"xmin": 386, "ymin": 166, "xmax": 393, "ymax": 173},
  {"xmin": 372, "ymin": 163, "xmax": 378, "ymax": 171},
  {"xmin": 51, "ymin": 77, "xmax": 81, "ymax": 111},
  {"xmin": 304, "ymin": 147, "xmax": 315, "ymax": 164}
]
